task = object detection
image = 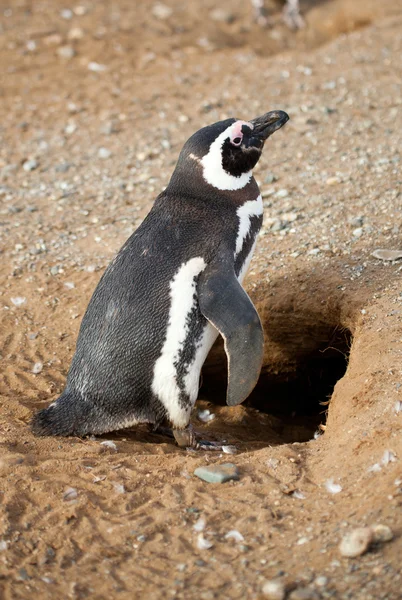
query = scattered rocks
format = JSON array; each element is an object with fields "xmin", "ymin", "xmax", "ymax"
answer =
[
  {"xmin": 57, "ymin": 45, "xmax": 76, "ymax": 59},
  {"xmin": 194, "ymin": 463, "xmax": 239, "ymax": 484},
  {"xmin": 372, "ymin": 249, "xmax": 402, "ymax": 261},
  {"xmin": 196, "ymin": 534, "xmax": 214, "ymax": 550},
  {"xmin": 98, "ymin": 147, "xmax": 112, "ymax": 159},
  {"xmin": 88, "ymin": 62, "xmax": 108, "ymax": 72},
  {"xmin": 197, "ymin": 409, "xmax": 215, "ymax": 423},
  {"xmin": 152, "ymin": 3, "xmax": 173, "ymax": 20},
  {"xmin": 63, "ymin": 487, "xmax": 78, "ymax": 501},
  {"xmin": 32, "ymin": 362, "xmax": 43, "ymax": 374},
  {"xmin": 100, "ymin": 440, "xmax": 117, "ymax": 452},
  {"xmin": 262, "ymin": 579, "xmax": 286, "ymax": 600},
  {"xmin": 339, "ymin": 527, "xmax": 373, "ymax": 558},
  {"xmin": 288, "ymin": 587, "xmax": 320, "ymax": 600},
  {"xmin": 325, "ymin": 479, "xmax": 342, "ymax": 494},
  {"xmin": 22, "ymin": 159, "xmax": 38, "ymax": 172},
  {"xmin": 224, "ymin": 530, "xmax": 244, "ymax": 542},
  {"xmin": 11, "ymin": 297, "xmax": 26, "ymax": 306},
  {"xmin": 371, "ymin": 524, "xmax": 393, "ymax": 543}
]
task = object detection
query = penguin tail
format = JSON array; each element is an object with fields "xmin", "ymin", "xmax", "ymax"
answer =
[{"xmin": 31, "ymin": 391, "xmax": 86, "ymax": 437}]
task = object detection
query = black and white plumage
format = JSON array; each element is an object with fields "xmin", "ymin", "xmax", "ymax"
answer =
[{"xmin": 32, "ymin": 110, "xmax": 289, "ymax": 446}]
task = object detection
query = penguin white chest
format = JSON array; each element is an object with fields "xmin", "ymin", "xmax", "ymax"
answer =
[{"xmin": 151, "ymin": 257, "xmax": 208, "ymax": 427}]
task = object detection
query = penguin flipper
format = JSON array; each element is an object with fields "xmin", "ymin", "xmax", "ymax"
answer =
[{"xmin": 197, "ymin": 257, "xmax": 264, "ymax": 406}]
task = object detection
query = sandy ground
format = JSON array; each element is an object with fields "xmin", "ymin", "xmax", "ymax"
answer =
[{"xmin": 1, "ymin": 1, "xmax": 402, "ymax": 598}]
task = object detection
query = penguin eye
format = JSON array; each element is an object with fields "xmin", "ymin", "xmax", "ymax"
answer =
[{"xmin": 231, "ymin": 137, "xmax": 242, "ymax": 147}]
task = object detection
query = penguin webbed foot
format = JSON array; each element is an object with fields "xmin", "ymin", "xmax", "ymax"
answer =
[{"xmin": 173, "ymin": 424, "xmax": 223, "ymax": 451}]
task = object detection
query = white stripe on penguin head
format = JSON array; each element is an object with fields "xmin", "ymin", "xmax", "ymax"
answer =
[{"xmin": 200, "ymin": 120, "xmax": 254, "ymax": 191}]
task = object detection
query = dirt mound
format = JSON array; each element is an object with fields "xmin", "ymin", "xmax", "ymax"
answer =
[{"xmin": 0, "ymin": 1, "xmax": 401, "ymax": 598}]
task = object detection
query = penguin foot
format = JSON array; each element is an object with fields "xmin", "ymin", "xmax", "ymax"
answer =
[{"xmin": 173, "ymin": 424, "xmax": 198, "ymax": 449}]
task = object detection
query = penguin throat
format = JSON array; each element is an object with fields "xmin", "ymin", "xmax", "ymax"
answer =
[{"xmin": 200, "ymin": 131, "xmax": 253, "ymax": 191}]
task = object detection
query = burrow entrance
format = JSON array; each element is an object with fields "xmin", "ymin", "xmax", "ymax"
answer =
[{"xmin": 201, "ymin": 322, "xmax": 352, "ymax": 444}]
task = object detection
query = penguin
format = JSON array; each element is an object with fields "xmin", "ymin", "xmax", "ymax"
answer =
[{"xmin": 32, "ymin": 109, "xmax": 289, "ymax": 447}]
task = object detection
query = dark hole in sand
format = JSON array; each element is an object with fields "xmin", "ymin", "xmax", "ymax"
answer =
[{"xmin": 200, "ymin": 326, "xmax": 352, "ymax": 444}]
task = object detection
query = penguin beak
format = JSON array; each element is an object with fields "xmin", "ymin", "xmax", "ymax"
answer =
[{"xmin": 250, "ymin": 110, "xmax": 289, "ymax": 140}]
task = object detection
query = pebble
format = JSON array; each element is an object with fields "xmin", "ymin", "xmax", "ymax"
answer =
[
  {"xmin": 197, "ymin": 409, "xmax": 215, "ymax": 423},
  {"xmin": 100, "ymin": 440, "xmax": 117, "ymax": 452},
  {"xmin": 193, "ymin": 517, "xmax": 206, "ymax": 532},
  {"xmin": 11, "ymin": 297, "xmax": 26, "ymax": 306},
  {"xmin": 325, "ymin": 479, "xmax": 342, "ymax": 494},
  {"xmin": 68, "ymin": 27, "xmax": 84, "ymax": 40},
  {"xmin": 288, "ymin": 587, "xmax": 320, "ymax": 600},
  {"xmin": 352, "ymin": 227, "xmax": 363, "ymax": 238},
  {"xmin": 57, "ymin": 45, "xmax": 76, "ymax": 59},
  {"xmin": 60, "ymin": 8, "xmax": 73, "ymax": 19},
  {"xmin": 23, "ymin": 159, "xmax": 38, "ymax": 172},
  {"xmin": 196, "ymin": 534, "xmax": 214, "ymax": 550},
  {"xmin": 98, "ymin": 147, "xmax": 112, "ymax": 159},
  {"xmin": 32, "ymin": 362, "xmax": 43, "ymax": 374},
  {"xmin": 88, "ymin": 62, "xmax": 108, "ymax": 72},
  {"xmin": 194, "ymin": 463, "xmax": 239, "ymax": 484},
  {"xmin": 326, "ymin": 176, "xmax": 340, "ymax": 185},
  {"xmin": 371, "ymin": 524, "xmax": 393, "ymax": 543},
  {"xmin": 339, "ymin": 527, "xmax": 373, "ymax": 558},
  {"xmin": 152, "ymin": 3, "xmax": 173, "ymax": 19},
  {"xmin": 224, "ymin": 530, "xmax": 244, "ymax": 542},
  {"xmin": 262, "ymin": 579, "xmax": 286, "ymax": 600},
  {"xmin": 63, "ymin": 487, "xmax": 78, "ymax": 501},
  {"xmin": 371, "ymin": 249, "xmax": 402, "ymax": 261},
  {"xmin": 209, "ymin": 8, "xmax": 235, "ymax": 23},
  {"xmin": 222, "ymin": 445, "xmax": 237, "ymax": 454}
]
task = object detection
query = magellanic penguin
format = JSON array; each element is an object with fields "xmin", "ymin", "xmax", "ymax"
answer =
[{"xmin": 32, "ymin": 110, "xmax": 289, "ymax": 447}]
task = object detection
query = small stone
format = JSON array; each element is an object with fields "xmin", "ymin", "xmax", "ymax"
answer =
[
  {"xmin": 23, "ymin": 159, "xmax": 38, "ymax": 172},
  {"xmin": 326, "ymin": 177, "xmax": 340, "ymax": 186},
  {"xmin": 196, "ymin": 534, "xmax": 214, "ymax": 550},
  {"xmin": 325, "ymin": 479, "xmax": 342, "ymax": 494},
  {"xmin": 352, "ymin": 227, "xmax": 363, "ymax": 238},
  {"xmin": 371, "ymin": 524, "xmax": 393, "ymax": 543},
  {"xmin": 68, "ymin": 27, "xmax": 84, "ymax": 40},
  {"xmin": 88, "ymin": 61, "xmax": 107, "ymax": 72},
  {"xmin": 63, "ymin": 487, "xmax": 78, "ymax": 501},
  {"xmin": 372, "ymin": 249, "xmax": 402, "ymax": 261},
  {"xmin": 98, "ymin": 147, "xmax": 112, "ymax": 159},
  {"xmin": 225, "ymin": 530, "xmax": 244, "ymax": 542},
  {"xmin": 339, "ymin": 527, "xmax": 373, "ymax": 558},
  {"xmin": 276, "ymin": 188, "xmax": 289, "ymax": 198},
  {"xmin": 262, "ymin": 579, "xmax": 286, "ymax": 600},
  {"xmin": 17, "ymin": 568, "xmax": 30, "ymax": 581},
  {"xmin": 57, "ymin": 45, "xmax": 76, "ymax": 59},
  {"xmin": 197, "ymin": 409, "xmax": 215, "ymax": 423},
  {"xmin": 288, "ymin": 588, "xmax": 320, "ymax": 600},
  {"xmin": 222, "ymin": 445, "xmax": 237, "ymax": 454},
  {"xmin": 209, "ymin": 8, "xmax": 235, "ymax": 23},
  {"xmin": 11, "ymin": 297, "xmax": 26, "ymax": 306},
  {"xmin": 152, "ymin": 3, "xmax": 173, "ymax": 19},
  {"xmin": 50, "ymin": 266, "xmax": 60, "ymax": 275},
  {"xmin": 55, "ymin": 162, "xmax": 71, "ymax": 173},
  {"xmin": 60, "ymin": 8, "xmax": 73, "ymax": 19},
  {"xmin": 100, "ymin": 440, "xmax": 117, "ymax": 452},
  {"xmin": 32, "ymin": 362, "xmax": 43, "ymax": 374},
  {"xmin": 314, "ymin": 576, "xmax": 328, "ymax": 587},
  {"xmin": 194, "ymin": 463, "xmax": 239, "ymax": 484}
]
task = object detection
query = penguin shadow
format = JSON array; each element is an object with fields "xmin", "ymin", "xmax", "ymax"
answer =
[{"xmin": 199, "ymin": 261, "xmax": 369, "ymax": 451}]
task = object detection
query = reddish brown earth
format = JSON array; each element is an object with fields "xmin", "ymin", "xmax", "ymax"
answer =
[{"xmin": 0, "ymin": 1, "xmax": 401, "ymax": 599}]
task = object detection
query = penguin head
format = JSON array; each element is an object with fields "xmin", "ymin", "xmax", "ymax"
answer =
[{"xmin": 173, "ymin": 110, "xmax": 289, "ymax": 192}]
